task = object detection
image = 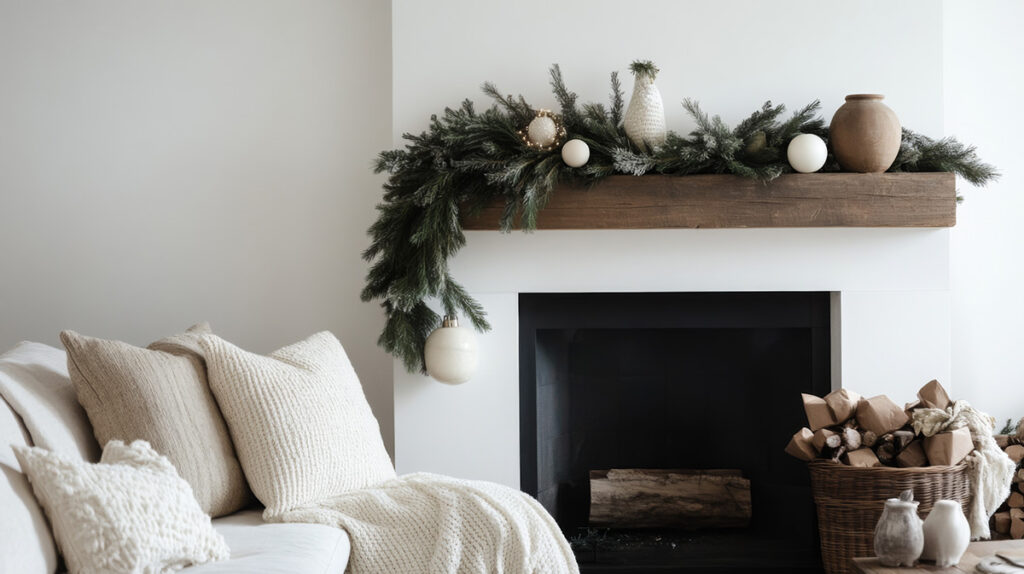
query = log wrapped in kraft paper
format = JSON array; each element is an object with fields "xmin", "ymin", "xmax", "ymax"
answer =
[
  {"xmin": 843, "ymin": 448, "xmax": 881, "ymax": 468},
  {"xmin": 785, "ymin": 427, "xmax": 817, "ymax": 461},
  {"xmin": 824, "ymin": 388, "xmax": 861, "ymax": 423},
  {"xmin": 896, "ymin": 440, "xmax": 928, "ymax": 468},
  {"xmin": 811, "ymin": 428, "xmax": 837, "ymax": 452},
  {"xmin": 917, "ymin": 379, "xmax": 952, "ymax": 410},
  {"xmin": 856, "ymin": 395, "xmax": 910, "ymax": 436},
  {"xmin": 924, "ymin": 426, "xmax": 974, "ymax": 466},
  {"xmin": 801, "ymin": 393, "xmax": 837, "ymax": 431}
]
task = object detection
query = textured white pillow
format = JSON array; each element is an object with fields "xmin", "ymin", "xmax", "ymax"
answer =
[
  {"xmin": 14, "ymin": 440, "xmax": 229, "ymax": 574},
  {"xmin": 200, "ymin": 331, "xmax": 396, "ymax": 519}
]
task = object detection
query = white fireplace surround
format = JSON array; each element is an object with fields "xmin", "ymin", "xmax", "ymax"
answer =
[{"xmin": 394, "ymin": 227, "xmax": 952, "ymax": 487}]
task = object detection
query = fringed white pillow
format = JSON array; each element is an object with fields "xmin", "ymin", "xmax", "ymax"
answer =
[{"xmin": 14, "ymin": 440, "xmax": 229, "ymax": 574}]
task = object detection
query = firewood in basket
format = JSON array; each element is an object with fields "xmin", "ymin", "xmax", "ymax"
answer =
[
  {"xmin": 785, "ymin": 428, "xmax": 818, "ymax": 461},
  {"xmin": 893, "ymin": 430, "xmax": 915, "ymax": 452},
  {"xmin": 876, "ymin": 442, "xmax": 897, "ymax": 465},
  {"xmin": 824, "ymin": 388, "xmax": 861, "ymax": 424},
  {"xmin": 895, "ymin": 441, "xmax": 928, "ymax": 468},
  {"xmin": 801, "ymin": 394, "xmax": 838, "ymax": 431},
  {"xmin": 843, "ymin": 448, "xmax": 881, "ymax": 468},
  {"xmin": 840, "ymin": 427, "xmax": 862, "ymax": 451},
  {"xmin": 812, "ymin": 428, "xmax": 838, "ymax": 453},
  {"xmin": 862, "ymin": 430, "xmax": 878, "ymax": 448}
]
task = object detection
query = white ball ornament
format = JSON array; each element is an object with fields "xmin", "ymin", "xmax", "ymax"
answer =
[
  {"xmin": 527, "ymin": 115, "xmax": 558, "ymax": 147},
  {"xmin": 787, "ymin": 133, "xmax": 828, "ymax": 173},
  {"xmin": 561, "ymin": 139, "xmax": 590, "ymax": 168},
  {"xmin": 424, "ymin": 315, "xmax": 478, "ymax": 385}
]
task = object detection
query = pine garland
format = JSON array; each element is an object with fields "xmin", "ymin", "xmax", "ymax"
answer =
[{"xmin": 364, "ymin": 64, "xmax": 999, "ymax": 373}]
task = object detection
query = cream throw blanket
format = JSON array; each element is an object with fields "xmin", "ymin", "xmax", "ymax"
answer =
[
  {"xmin": 912, "ymin": 400, "xmax": 1015, "ymax": 539},
  {"xmin": 277, "ymin": 472, "xmax": 579, "ymax": 574},
  {"xmin": 198, "ymin": 331, "xmax": 578, "ymax": 573}
]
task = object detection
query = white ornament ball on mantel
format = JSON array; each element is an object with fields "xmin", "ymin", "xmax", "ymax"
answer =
[
  {"xmin": 527, "ymin": 115, "xmax": 558, "ymax": 147},
  {"xmin": 424, "ymin": 315, "xmax": 478, "ymax": 385},
  {"xmin": 561, "ymin": 139, "xmax": 590, "ymax": 168},
  {"xmin": 787, "ymin": 133, "xmax": 828, "ymax": 173}
]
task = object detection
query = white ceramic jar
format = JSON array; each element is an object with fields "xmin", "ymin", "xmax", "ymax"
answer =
[
  {"xmin": 921, "ymin": 500, "xmax": 970, "ymax": 567},
  {"xmin": 874, "ymin": 498, "xmax": 924, "ymax": 567}
]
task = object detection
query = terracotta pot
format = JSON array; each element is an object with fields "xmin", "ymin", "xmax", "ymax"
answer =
[{"xmin": 829, "ymin": 94, "xmax": 902, "ymax": 173}]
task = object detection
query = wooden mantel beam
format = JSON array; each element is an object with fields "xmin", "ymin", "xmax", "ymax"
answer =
[{"xmin": 460, "ymin": 172, "xmax": 956, "ymax": 230}]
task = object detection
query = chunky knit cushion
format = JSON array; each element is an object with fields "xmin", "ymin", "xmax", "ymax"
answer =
[
  {"xmin": 60, "ymin": 325, "xmax": 251, "ymax": 517},
  {"xmin": 14, "ymin": 440, "xmax": 229, "ymax": 574},
  {"xmin": 200, "ymin": 331, "xmax": 395, "ymax": 519}
]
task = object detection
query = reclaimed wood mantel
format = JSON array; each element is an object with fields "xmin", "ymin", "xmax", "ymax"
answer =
[{"xmin": 460, "ymin": 172, "xmax": 956, "ymax": 229}]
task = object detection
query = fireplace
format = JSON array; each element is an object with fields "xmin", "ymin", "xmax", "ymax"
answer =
[{"xmin": 519, "ymin": 292, "xmax": 830, "ymax": 572}]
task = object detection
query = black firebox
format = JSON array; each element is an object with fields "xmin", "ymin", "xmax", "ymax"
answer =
[{"xmin": 519, "ymin": 292, "xmax": 830, "ymax": 573}]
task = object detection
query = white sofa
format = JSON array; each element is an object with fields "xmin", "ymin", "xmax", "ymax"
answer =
[{"xmin": 0, "ymin": 341, "xmax": 351, "ymax": 574}]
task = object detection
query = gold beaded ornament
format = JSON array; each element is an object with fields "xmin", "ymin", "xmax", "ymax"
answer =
[{"xmin": 519, "ymin": 109, "xmax": 567, "ymax": 152}]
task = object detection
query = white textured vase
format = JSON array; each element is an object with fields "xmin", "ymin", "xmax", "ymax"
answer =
[
  {"xmin": 424, "ymin": 315, "xmax": 478, "ymax": 385},
  {"xmin": 921, "ymin": 500, "xmax": 970, "ymax": 567},
  {"xmin": 624, "ymin": 71, "xmax": 666, "ymax": 153},
  {"xmin": 874, "ymin": 498, "xmax": 924, "ymax": 567}
]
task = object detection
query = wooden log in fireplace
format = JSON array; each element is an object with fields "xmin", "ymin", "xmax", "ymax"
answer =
[{"xmin": 589, "ymin": 468, "xmax": 752, "ymax": 529}]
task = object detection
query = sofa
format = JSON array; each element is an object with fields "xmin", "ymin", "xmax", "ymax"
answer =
[{"xmin": 1, "ymin": 340, "xmax": 351, "ymax": 574}]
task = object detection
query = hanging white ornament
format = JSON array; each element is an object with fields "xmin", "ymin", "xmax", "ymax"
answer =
[
  {"xmin": 787, "ymin": 133, "xmax": 828, "ymax": 173},
  {"xmin": 561, "ymin": 139, "xmax": 590, "ymax": 167},
  {"xmin": 519, "ymin": 109, "xmax": 566, "ymax": 151},
  {"xmin": 624, "ymin": 60, "xmax": 667, "ymax": 153},
  {"xmin": 424, "ymin": 315, "xmax": 478, "ymax": 385}
]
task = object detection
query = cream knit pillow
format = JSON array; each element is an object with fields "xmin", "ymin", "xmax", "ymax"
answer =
[
  {"xmin": 14, "ymin": 440, "xmax": 229, "ymax": 574},
  {"xmin": 60, "ymin": 325, "xmax": 251, "ymax": 517},
  {"xmin": 200, "ymin": 331, "xmax": 395, "ymax": 519}
]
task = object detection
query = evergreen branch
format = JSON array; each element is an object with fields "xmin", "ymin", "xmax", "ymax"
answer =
[
  {"xmin": 629, "ymin": 60, "xmax": 659, "ymax": 79},
  {"xmin": 609, "ymin": 72, "xmax": 624, "ymax": 126}
]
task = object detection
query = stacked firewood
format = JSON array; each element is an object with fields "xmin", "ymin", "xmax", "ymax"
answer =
[
  {"xmin": 991, "ymin": 427, "xmax": 1024, "ymax": 538},
  {"xmin": 785, "ymin": 380, "xmax": 973, "ymax": 467}
]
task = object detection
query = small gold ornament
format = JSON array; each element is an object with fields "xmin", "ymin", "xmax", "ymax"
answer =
[{"xmin": 518, "ymin": 109, "xmax": 566, "ymax": 151}]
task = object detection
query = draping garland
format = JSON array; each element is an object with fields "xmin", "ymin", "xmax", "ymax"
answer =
[{"xmin": 363, "ymin": 64, "xmax": 999, "ymax": 372}]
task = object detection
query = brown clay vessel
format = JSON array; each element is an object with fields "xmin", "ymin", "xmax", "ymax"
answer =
[{"xmin": 830, "ymin": 94, "xmax": 902, "ymax": 173}]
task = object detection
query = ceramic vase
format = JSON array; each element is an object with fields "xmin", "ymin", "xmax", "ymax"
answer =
[
  {"xmin": 829, "ymin": 94, "xmax": 902, "ymax": 173},
  {"xmin": 874, "ymin": 498, "xmax": 924, "ymax": 567},
  {"xmin": 921, "ymin": 500, "xmax": 970, "ymax": 567},
  {"xmin": 624, "ymin": 68, "xmax": 667, "ymax": 153}
]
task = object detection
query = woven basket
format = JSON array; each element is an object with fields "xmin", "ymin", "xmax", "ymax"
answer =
[{"xmin": 808, "ymin": 460, "xmax": 971, "ymax": 574}]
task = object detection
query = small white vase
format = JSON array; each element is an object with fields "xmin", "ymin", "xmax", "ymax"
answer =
[
  {"xmin": 624, "ymin": 67, "xmax": 667, "ymax": 153},
  {"xmin": 921, "ymin": 500, "xmax": 970, "ymax": 567},
  {"xmin": 874, "ymin": 498, "xmax": 924, "ymax": 567}
]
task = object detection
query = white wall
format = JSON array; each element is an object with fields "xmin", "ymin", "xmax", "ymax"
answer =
[
  {"xmin": 0, "ymin": 1, "xmax": 396, "ymax": 454},
  {"xmin": 945, "ymin": 0, "xmax": 1024, "ymax": 425},
  {"xmin": 391, "ymin": 0, "xmax": 957, "ymax": 483}
]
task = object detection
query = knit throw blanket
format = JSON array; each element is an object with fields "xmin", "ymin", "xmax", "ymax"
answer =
[
  {"xmin": 276, "ymin": 472, "xmax": 579, "ymax": 574},
  {"xmin": 912, "ymin": 400, "xmax": 1015, "ymax": 539}
]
